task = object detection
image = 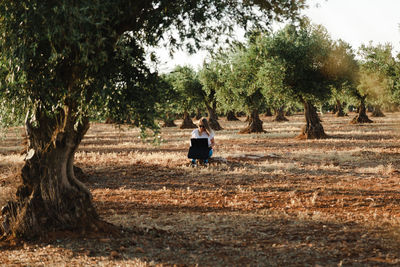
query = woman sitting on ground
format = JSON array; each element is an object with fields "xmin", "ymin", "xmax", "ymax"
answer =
[{"xmin": 190, "ymin": 117, "xmax": 215, "ymax": 166}]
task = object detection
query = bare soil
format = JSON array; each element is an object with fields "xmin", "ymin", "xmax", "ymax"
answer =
[{"xmin": 1, "ymin": 113, "xmax": 400, "ymax": 266}]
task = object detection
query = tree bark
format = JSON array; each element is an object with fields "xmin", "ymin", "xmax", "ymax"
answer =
[
  {"xmin": 350, "ymin": 98, "xmax": 373, "ymax": 124},
  {"xmin": 226, "ymin": 111, "xmax": 239, "ymax": 121},
  {"xmin": 272, "ymin": 106, "xmax": 289, "ymax": 122},
  {"xmin": 162, "ymin": 113, "xmax": 177, "ymax": 127},
  {"xmin": 205, "ymin": 102, "xmax": 222, "ymax": 131},
  {"xmin": 1, "ymin": 106, "xmax": 106, "ymax": 239},
  {"xmin": 239, "ymin": 110, "xmax": 265, "ymax": 134},
  {"xmin": 180, "ymin": 111, "xmax": 197, "ymax": 129},
  {"xmin": 335, "ymin": 100, "xmax": 346, "ymax": 117},
  {"xmin": 265, "ymin": 108, "xmax": 273, "ymax": 117},
  {"xmin": 298, "ymin": 101, "xmax": 327, "ymax": 139}
]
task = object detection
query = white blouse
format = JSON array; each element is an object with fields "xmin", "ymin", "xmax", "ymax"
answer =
[{"xmin": 191, "ymin": 129, "xmax": 214, "ymax": 147}]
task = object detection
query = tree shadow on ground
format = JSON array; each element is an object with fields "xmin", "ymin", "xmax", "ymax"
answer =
[{"xmin": 2, "ymin": 210, "xmax": 397, "ymax": 266}]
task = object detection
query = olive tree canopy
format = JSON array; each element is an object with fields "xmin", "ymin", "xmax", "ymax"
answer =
[{"xmin": 257, "ymin": 24, "xmax": 358, "ymax": 138}]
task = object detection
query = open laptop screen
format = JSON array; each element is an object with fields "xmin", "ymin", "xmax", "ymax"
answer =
[{"xmin": 188, "ymin": 138, "xmax": 210, "ymax": 159}]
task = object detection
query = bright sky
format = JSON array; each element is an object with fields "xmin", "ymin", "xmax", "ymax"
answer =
[
  {"xmin": 155, "ymin": 0, "xmax": 400, "ymax": 73},
  {"xmin": 304, "ymin": 0, "xmax": 400, "ymax": 52}
]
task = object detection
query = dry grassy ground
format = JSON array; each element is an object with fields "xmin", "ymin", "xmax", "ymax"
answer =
[{"xmin": 1, "ymin": 113, "xmax": 400, "ymax": 266}]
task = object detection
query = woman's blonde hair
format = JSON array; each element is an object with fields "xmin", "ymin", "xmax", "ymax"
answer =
[{"xmin": 198, "ymin": 117, "xmax": 213, "ymax": 136}]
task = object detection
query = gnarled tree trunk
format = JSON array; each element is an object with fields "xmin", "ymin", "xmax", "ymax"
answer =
[
  {"xmin": 298, "ymin": 101, "xmax": 327, "ymax": 139},
  {"xmin": 350, "ymin": 98, "xmax": 373, "ymax": 124},
  {"xmin": 265, "ymin": 108, "xmax": 273, "ymax": 117},
  {"xmin": 180, "ymin": 111, "xmax": 197, "ymax": 129},
  {"xmin": 272, "ymin": 106, "xmax": 289, "ymax": 122},
  {"xmin": 335, "ymin": 100, "xmax": 346, "ymax": 117},
  {"xmin": 226, "ymin": 111, "xmax": 239, "ymax": 121},
  {"xmin": 1, "ymin": 106, "xmax": 105, "ymax": 239},
  {"xmin": 205, "ymin": 102, "xmax": 222, "ymax": 131},
  {"xmin": 239, "ymin": 110, "xmax": 265, "ymax": 134}
]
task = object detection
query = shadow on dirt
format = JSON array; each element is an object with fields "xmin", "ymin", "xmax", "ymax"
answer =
[{"xmin": 2, "ymin": 212, "xmax": 397, "ymax": 266}]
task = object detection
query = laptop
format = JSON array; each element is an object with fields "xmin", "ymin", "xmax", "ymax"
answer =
[{"xmin": 187, "ymin": 138, "xmax": 210, "ymax": 159}]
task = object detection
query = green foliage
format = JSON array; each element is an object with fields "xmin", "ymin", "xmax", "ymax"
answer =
[
  {"xmin": 164, "ymin": 65, "xmax": 204, "ymax": 114},
  {"xmin": 392, "ymin": 53, "xmax": 400, "ymax": 105},
  {"xmin": 327, "ymin": 40, "xmax": 359, "ymax": 89},
  {"xmin": 213, "ymin": 42, "xmax": 267, "ymax": 114},
  {"xmin": 153, "ymin": 74, "xmax": 181, "ymax": 124},
  {"xmin": 256, "ymin": 24, "xmax": 335, "ymax": 105},
  {"xmin": 357, "ymin": 43, "xmax": 399, "ymax": 110},
  {"xmin": 207, "ymin": 23, "xmax": 361, "ymax": 118},
  {"xmin": 92, "ymin": 33, "xmax": 162, "ymax": 130},
  {"xmin": 202, "ymin": 50, "xmax": 241, "ymax": 113},
  {"xmin": 0, "ymin": 58, "xmax": 27, "ymax": 129},
  {"xmin": 324, "ymin": 40, "xmax": 360, "ymax": 112},
  {"xmin": 212, "ymin": 23, "xmax": 343, "ymax": 115},
  {"xmin": 198, "ymin": 63, "xmax": 220, "ymax": 101},
  {"xmin": 198, "ymin": 61, "xmax": 225, "ymax": 113}
]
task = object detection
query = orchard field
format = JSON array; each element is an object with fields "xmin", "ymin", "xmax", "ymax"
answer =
[{"xmin": 1, "ymin": 113, "xmax": 400, "ymax": 266}]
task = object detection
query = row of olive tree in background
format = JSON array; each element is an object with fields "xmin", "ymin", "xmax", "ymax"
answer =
[{"xmin": 157, "ymin": 23, "xmax": 400, "ymax": 137}]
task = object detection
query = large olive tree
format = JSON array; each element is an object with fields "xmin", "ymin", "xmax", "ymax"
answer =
[
  {"xmin": 257, "ymin": 24, "xmax": 358, "ymax": 138},
  {"xmin": 0, "ymin": 1, "xmax": 306, "ymax": 238}
]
